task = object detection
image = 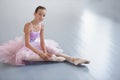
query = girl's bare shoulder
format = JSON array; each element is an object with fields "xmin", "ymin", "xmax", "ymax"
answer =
[{"xmin": 24, "ymin": 22, "xmax": 31, "ymax": 32}]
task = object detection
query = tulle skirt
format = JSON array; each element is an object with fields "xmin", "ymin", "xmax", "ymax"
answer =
[{"xmin": 0, "ymin": 37, "xmax": 63, "ymax": 66}]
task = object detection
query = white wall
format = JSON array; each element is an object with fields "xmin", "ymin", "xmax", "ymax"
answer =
[{"xmin": 0, "ymin": 0, "xmax": 83, "ymax": 43}]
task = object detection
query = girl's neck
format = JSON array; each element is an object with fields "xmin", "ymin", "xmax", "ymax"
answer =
[{"xmin": 31, "ymin": 19, "xmax": 42, "ymax": 25}]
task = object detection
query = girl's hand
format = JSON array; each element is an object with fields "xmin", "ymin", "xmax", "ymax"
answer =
[
  {"xmin": 39, "ymin": 53, "xmax": 51, "ymax": 61},
  {"xmin": 47, "ymin": 53, "xmax": 53, "ymax": 57}
]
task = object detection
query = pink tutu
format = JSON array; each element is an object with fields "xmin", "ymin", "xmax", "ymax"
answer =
[{"xmin": 0, "ymin": 36, "xmax": 63, "ymax": 66}]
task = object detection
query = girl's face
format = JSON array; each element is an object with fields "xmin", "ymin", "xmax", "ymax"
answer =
[{"xmin": 34, "ymin": 9, "xmax": 46, "ymax": 22}]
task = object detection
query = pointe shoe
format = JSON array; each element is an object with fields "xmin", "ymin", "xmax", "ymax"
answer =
[
  {"xmin": 50, "ymin": 55, "xmax": 66, "ymax": 62},
  {"xmin": 70, "ymin": 58, "xmax": 90, "ymax": 65},
  {"xmin": 55, "ymin": 57, "xmax": 66, "ymax": 62}
]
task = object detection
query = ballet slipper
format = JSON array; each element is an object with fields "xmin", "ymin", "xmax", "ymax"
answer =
[
  {"xmin": 50, "ymin": 55, "xmax": 66, "ymax": 62},
  {"xmin": 69, "ymin": 58, "xmax": 90, "ymax": 65}
]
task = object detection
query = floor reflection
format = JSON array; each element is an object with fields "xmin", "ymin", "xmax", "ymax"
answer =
[{"xmin": 76, "ymin": 9, "xmax": 113, "ymax": 79}]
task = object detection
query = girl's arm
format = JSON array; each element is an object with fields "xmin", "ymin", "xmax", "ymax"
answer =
[
  {"xmin": 24, "ymin": 23, "xmax": 50, "ymax": 61},
  {"xmin": 40, "ymin": 24, "xmax": 47, "ymax": 53},
  {"xmin": 24, "ymin": 23, "xmax": 43, "ymax": 55}
]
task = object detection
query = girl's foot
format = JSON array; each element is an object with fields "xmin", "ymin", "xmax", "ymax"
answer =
[
  {"xmin": 69, "ymin": 58, "xmax": 90, "ymax": 65},
  {"xmin": 50, "ymin": 55, "xmax": 66, "ymax": 62}
]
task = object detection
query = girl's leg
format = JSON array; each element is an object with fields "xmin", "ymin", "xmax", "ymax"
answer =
[
  {"xmin": 22, "ymin": 52, "xmax": 65, "ymax": 62},
  {"xmin": 23, "ymin": 52, "xmax": 89, "ymax": 65},
  {"xmin": 55, "ymin": 52, "xmax": 90, "ymax": 65},
  {"xmin": 23, "ymin": 54, "xmax": 44, "ymax": 61},
  {"xmin": 18, "ymin": 47, "xmax": 65, "ymax": 63},
  {"xmin": 46, "ymin": 47, "xmax": 89, "ymax": 65}
]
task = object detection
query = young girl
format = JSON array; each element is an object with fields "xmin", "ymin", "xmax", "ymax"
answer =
[{"xmin": 0, "ymin": 6, "xmax": 89, "ymax": 66}]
